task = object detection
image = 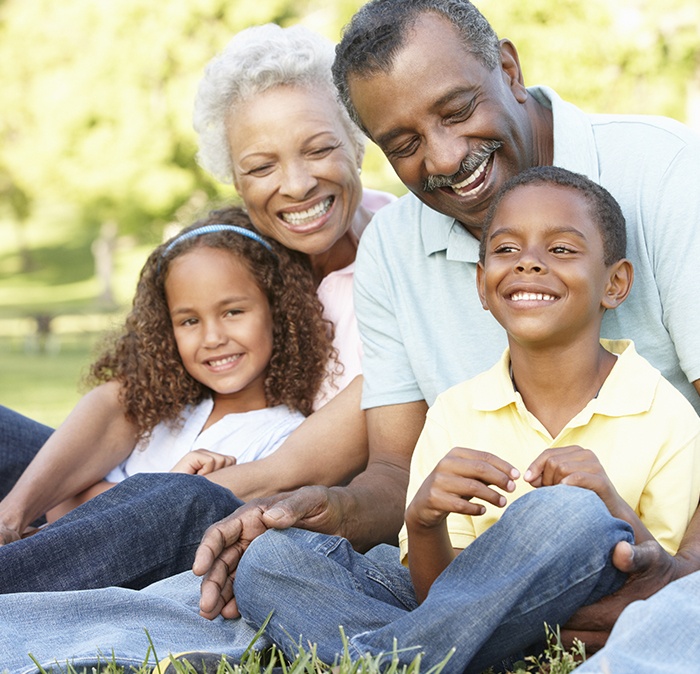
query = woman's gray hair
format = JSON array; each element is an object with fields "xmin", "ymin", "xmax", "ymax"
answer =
[{"xmin": 194, "ymin": 23, "xmax": 366, "ymax": 185}]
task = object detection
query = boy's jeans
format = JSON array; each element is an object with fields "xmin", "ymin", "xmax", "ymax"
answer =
[{"xmin": 236, "ymin": 485, "xmax": 633, "ymax": 674}]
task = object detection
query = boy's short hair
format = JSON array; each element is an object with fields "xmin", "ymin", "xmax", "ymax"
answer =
[{"xmin": 479, "ymin": 166, "xmax": 627, "ymax": 266}]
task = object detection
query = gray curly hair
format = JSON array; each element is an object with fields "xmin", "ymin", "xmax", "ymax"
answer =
[{"xmin": 194, "ymin": 23, "xmax": 366, "ymax": 185}]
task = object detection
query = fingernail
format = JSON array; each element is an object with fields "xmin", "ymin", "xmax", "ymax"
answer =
[
  {"xmin": 265, "ymin": 508, "xmax": 285, "ymax": 521},
  {"xmin": 524, "ymin": 470, "xmax": 532, "ymax": 482}
]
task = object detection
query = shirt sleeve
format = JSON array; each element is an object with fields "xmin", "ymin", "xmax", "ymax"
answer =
[{"xmin": 354, "ymin": 219, "xmax": 425, "ymax": 409}]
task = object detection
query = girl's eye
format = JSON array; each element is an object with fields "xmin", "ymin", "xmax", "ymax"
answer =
[
  {"xmin": 180, "ymin": 318, "xmax": 198, "ymax": 327},
  {"xmin": 225, "ymin": 309, "xmax": 243, "ymax": 317}
]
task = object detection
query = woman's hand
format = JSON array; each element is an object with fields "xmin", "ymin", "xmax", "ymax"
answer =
[{"xmin": 170, "ymin": 449, "xmax": 236, "ymax": 476}]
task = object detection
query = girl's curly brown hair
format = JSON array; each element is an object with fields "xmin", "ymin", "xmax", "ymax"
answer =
[{"xmin": 88, "ymin": 206, "xmax": 336, "ymax": 441}]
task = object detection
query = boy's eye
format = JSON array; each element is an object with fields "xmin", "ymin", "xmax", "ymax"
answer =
[
  {"xmin": 493, "ymin": 244, "xmax": 518, "ymax": 254},
  {"xmin": 225, "ymin": 309, "xmax": 243, "ymax": 317},
  {"xmin": 551, "ymin": 245, "xmax": 576, "ymax": 254}
]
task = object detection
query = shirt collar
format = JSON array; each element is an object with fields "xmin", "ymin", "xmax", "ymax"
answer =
[
  {"xmin": 472, "ymin": 340, "xmax": 659, "ymax": 422},
  {"xmin": 528, "ymin": 85, "xmax": 600, "ymax": 182},
  {"xmin": 415, "ymin": 193, "xmax": 481, "ymax": 262}
]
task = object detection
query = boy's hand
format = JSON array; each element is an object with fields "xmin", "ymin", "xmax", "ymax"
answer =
[
  {"xmin": 525, "ymin": 445, "xmax": 622, "ymax": 514},
  {"xmin": 170, "ymin": 450, "xmax": 236, "ymax": 476},
  {"xmin": 406, "ymin": 447, "xmax": 519, "ymax": 530}
]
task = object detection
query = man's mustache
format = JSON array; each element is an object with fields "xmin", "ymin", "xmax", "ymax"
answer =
[{"xmin": 423, "ymin": 140, "xmax": 503, "ymax": 192}]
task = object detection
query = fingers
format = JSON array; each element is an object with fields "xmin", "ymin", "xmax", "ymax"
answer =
[
  {"xmin": 260, "ymin": 487, "xmax": 332, "ymax": 531},
  {"xmin": 525, "ymin": 446, "xmax": 602, "ymax": 487},
  {"xmin": 192, "ymin": 515, "xmax": 243, "ymax": 576},
  {"xmin": 612, "ymin": 539, "xmax": 668, "ymax": 575}
]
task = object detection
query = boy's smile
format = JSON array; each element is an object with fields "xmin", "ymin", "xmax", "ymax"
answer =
[{"xmin": 477, "ymin": 183, "xmax": 619, "ymax": 348}]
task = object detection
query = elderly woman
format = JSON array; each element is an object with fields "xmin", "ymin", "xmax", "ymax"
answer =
[{"xmin": 0, "ymin": 24, "xmax": 394, "ymax": 592}]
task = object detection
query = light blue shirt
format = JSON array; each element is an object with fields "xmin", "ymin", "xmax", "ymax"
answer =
[{"xmin": 355, "ymin": 86, "xmax": 700, "ymax": 413}]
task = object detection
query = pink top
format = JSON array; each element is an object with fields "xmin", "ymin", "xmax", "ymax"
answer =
[{"xmin": 314, "ymin": 188, "xmax": 397, "ymax": 408}]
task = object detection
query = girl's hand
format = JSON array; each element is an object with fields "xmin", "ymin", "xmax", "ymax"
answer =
[
  {"xmin": 524, "ymin": 445, "xmax": 623, "ymax": 515},
  {"xmin": 406, "ymin": 446, "xmax": 519, "ymax": 531},
  {"xmin": 171, "ymin": 450, "xmax": 237, "ymax": 476}
]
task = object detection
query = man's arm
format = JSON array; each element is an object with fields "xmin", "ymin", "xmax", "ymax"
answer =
[
  {"xmin": 194, "ymin": 399, "xmax": 428, "ymax": 619},
  {"xmin": 563, "ymin": 378, "xmax": 700, "ymax": 650},
  {"xmin": 205, "ymin": 376, "xmax": 369, "ymax": 501}
]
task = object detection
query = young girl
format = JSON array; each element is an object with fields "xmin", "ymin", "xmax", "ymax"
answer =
[{"xmin": 14, "ymin": 206, "xmax": 335, "ymax": 526}]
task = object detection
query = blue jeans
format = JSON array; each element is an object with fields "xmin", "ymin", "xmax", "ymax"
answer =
[
  {"xmin": 0, "ymin": 570, "xmax": 267, "ymax": 674},
  {"xmin": 576, "ymin": 569, "xmax": 700, "ymax": 674},
  {"xmin": 236, "ymin": 485, "xmax": 633, "ymax": 674},
  {"xmin": 0, "ymin": 472, "xmax": 243, "ymax": 592},
  {"xmin": 0, "ymin": 406, "xmax": 54, "ymax": 521}
]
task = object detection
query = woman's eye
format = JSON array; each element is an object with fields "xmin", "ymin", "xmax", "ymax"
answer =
[
  {"xmin": 246, "ymin": 164, "xmax": 274, "ymax": 176},
  {"xmin": 310, "ymin": 145, "xmax": 337, "ymax": 157}
]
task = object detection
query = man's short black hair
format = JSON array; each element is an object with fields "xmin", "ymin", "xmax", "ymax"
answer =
[
  {"xmin": 479, "ymin": 166, "xmax": 627, "ymax": 266},
  {"xmin": 332, "ymin": 0, "xmax": 500, "ymax": 136}
]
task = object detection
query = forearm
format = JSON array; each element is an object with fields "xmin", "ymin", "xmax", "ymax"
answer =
[
  {"xmin": 673, "ymin": 501, "xmax": 700, "ymax": 576},
  {"xmin": 0, "ymin": 382, "xmax": 136, "ymax": 532},
  {"xmin": 206, "ymin": 376, "xmax": 369, "ymax": 500},
  {"xmin": 328, "ymin": 400, "xmax": 428, "ymax": 551},
  {"xmin": 45, "ymin": 479, "xmax": 117, "ymax": 523},
  {"xmin": 407, "ymin": 521, "xmax": 455, "ymax": 602}
]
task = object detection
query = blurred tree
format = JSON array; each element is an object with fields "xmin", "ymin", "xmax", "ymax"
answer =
[
  {"xmin": 0, "ymin": 0, "xmax": 697, "ymax": 252},
  {"xmin": 0, "ymin": 0, "xmax": 367, "ymax": 245}
]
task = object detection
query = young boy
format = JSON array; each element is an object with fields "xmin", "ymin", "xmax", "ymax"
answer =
[{"xmin": 235, "ymin": 167, "xmax": 700, "ymax": 674}]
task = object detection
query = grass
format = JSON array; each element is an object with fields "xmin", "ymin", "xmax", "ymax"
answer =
[{"xmin": 26, "ymin": 625, "xmax": 587, "ymax": 674}]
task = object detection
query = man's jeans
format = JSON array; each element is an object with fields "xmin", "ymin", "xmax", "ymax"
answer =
[
  {"xmin": 236, "ymin": 485, "xmax": 633, "ymax": 674},
  {"xmin": 576, "ymin": 569, "xmax": 700, "ymax": 674}
]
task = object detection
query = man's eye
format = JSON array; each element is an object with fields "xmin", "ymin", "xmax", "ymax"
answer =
[{"xmin": 387, "ymin": 139, "xmax": 419, "ymax": 159}]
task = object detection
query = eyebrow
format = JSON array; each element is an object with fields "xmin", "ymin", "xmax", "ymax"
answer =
[
  {"xmin": 488, "ymin": 225, "xmax": 589, "ymax": 241},
  {"xmin": 169, "ymin": 296, "xmax": 252, "ymax": 316}
]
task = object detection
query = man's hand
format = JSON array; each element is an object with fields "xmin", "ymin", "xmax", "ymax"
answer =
[
  {"xmin": 193, "ymin": 485, "xmax": 343, "ymax": 620},
  {"xmin": 170, "ymin": 450, "xmax": 236, "ymax": 476},
  {"xmin": 562, "ymin": 539, "xmax": 685, "ymax": 651}
]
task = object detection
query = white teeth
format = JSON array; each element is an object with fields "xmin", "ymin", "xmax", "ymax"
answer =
[
  {"xmin": 511, "ymin": 292, "xmax": 557, "ymax": 302},
  {"xmin": 281, "ymin": 197, "xmax": 333, "ymax": 226},
  {"xmin": 208, "ymin": 355, "xmax": 240, "ymax": 367},
  {"xmin": 451, "ymin": 156, "xmax": 489, "ymax": 194}
]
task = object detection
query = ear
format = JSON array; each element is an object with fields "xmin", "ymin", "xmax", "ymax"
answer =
[
  {"xmin": 499, "ymin": 39, "xmax": 528, "ymax": 104},
  {"xmin": 476, "ymin": 261, "xmax": 490, "ymax": 311},
  {"xmin": 601, "ymin": 259, "xmax": 634, "ymax": 310}
]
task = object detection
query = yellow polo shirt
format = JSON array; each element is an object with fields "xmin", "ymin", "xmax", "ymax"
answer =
[{"xmin": 400, "ymin": 340, "xmax": 700, "ymax": 562}]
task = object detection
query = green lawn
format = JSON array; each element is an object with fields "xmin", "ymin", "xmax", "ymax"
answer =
[{"xmin": 0, "ymin": 331, "xmax": 101, "ymax": 428}]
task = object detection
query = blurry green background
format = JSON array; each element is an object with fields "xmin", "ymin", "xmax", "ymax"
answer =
[{"xmin": 1, "ymin": 0, "xmax": 699, "ymax": 428}]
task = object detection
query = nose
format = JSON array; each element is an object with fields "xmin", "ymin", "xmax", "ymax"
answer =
[
  {"xmin": 279, "ymin": 159, "xmax": 318, "ymax": 200},
  {"xmin": 424, "ymin": 126, "xmax": 468, "ymax": 179},
  {"xmin": 515, "ymin": 248, "xmax": 547, "ymax": 274},
  {"xmin": 202, "ymin": 319, "xmax": 227, "ymax": 348}
]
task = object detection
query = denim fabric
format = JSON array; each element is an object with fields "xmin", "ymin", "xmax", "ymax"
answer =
[
  {"xmin": 236, "ymin": 485, "xmax": 633, "ymax": 674},
  {"xmin": 0, "ymin": 406, "xmax": 53, "ymax": 522},
  {"xmin": 0, "ymin": 472, "xmax": 243, "ymax": 593},
  {"xmin": 0, "ymin": 570, "xmax": 267, "ymax": 674},
  {"xmin": 576, "ymin": 569, "xmax": 700, "ymax": 674}
]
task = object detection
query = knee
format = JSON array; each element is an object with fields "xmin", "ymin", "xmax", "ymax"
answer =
[
  {"xmin": 235, "ymin": 529, "xmax": 300, "ymax": 620},
  {"xmin": 506, "ymin": 485, "xmax": 631, "ymax": 547}
]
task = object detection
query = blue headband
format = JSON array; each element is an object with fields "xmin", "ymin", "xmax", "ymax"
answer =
[{"xmin": 161, "ymin": 224, "xmax": 274, "ymax": 262}]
